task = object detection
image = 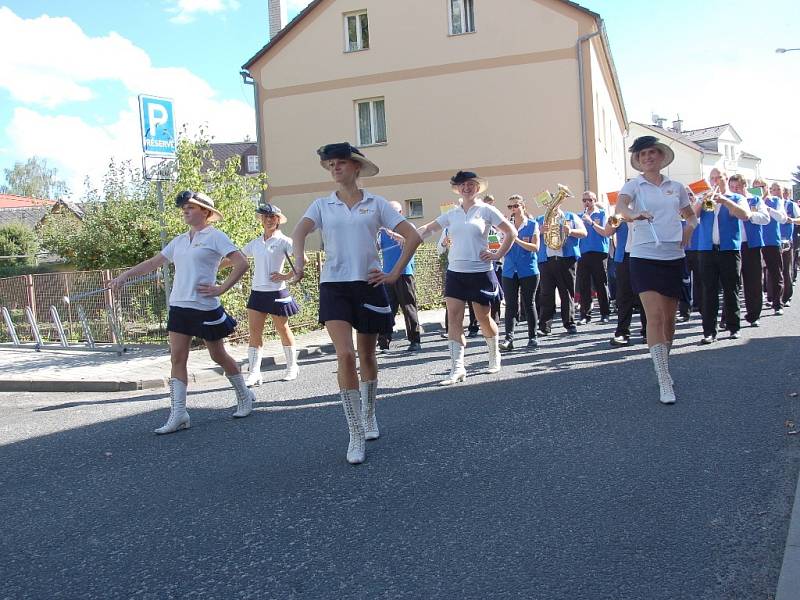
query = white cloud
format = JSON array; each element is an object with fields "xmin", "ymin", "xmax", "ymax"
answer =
[
  {"xmin": 0, "ymin": 8, "xmax": 255, "ymax": 198},
  {"xmin": 285, "ymin": 0, "xmax": 313, "ymax": 16},
  {"xmin": 165, "ymin": 0, "xmax": 241, "ymax": 25}
]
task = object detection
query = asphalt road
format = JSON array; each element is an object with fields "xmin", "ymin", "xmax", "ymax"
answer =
[{"xmin": 1, "ymin": 309, "xmax": 799, "ymax": 599}]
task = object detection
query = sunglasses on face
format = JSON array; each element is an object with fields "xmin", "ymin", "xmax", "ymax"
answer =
[{"xmin": 507, "ymin": 204, "xmax": 520, "ymax": 209}]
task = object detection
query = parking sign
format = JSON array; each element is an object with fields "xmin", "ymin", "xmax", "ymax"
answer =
[{"xmin": 139, "ymin": 95, "xmax": 176, "ymax": 156}]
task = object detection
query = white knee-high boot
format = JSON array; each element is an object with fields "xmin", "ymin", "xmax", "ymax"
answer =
[
  {"xmin": 282, "ymin": 346, "xmax": 299, "ymax": 381},
  {"xmin": 439, "ymin": 340, "xmax": 466, "ymax": 386},
  {"xmin": 341, "ymin": 389, "xmax": 366, "ymax": 464},
  {"xmin": 155, "ymin": 378, "xmax": 190, "ymax": 434},
  {"xmin": 486, "ymin": 336, "xmax": 501, "ymax": 373},
  {"xmin": 228, "ymin": 373, "xmax": 255, "ymax": 418},
  {"xmin": 360, "ymin": 379, "xmax": 379, "ymax": 440},
  {"xmin": 245, "ymin": 346, "xmax": 263, "ymax": 387},
  {"xmin": 650, "ymin": 343, "xmax": 676, "ymax": 404}
]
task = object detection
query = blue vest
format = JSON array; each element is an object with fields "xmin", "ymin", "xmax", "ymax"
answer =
[
  {"xmin": 696, "ymin": 194, "xmax": 743, "ymax": 251},
  {"xmin": 781, "ymin": 200, "xmax": 797, "ymax": 242},
  {"xmin": 380, "ymin": 230, "xmax": 414, "ymax": 275},
  {"xmin": 762, "ymin": 196, "xmax": 783, "ymax": 247},
  {"xmin": 686, "ymin": 219, "xmax": 701, "ymax": 251},
  {"xmin": 613, "ymin": 222, "xmax": 628, "ymax": 263},
  {"xmin": 579, "ymin": 209, "xmax": 610, "ymax": 255},
  {"xmin": 502, "ymin": 219, "xmax": 539, "ymax": 277},
  {"xmin": 741, "ymin": 196, "xmax": 765, "ymax": 248}
]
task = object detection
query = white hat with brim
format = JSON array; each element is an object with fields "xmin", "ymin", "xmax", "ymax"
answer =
[
  {"xmin": 256, "ymin": 202, "xmax": 288, "ymax": 224},
  {"xmin": 450, "ymin": 170, "xmax": 488, "ymax": 195},
  {"xmin": 175, "ymin": 190, "xmax": 223, "ymax": 222},
  {"xmin": 317, "ymin": 142, "xmax": 379, "ymax": 178},
  {"xmin": 629, "ymin": 136, "xmax": 675, "ymax": 171}
]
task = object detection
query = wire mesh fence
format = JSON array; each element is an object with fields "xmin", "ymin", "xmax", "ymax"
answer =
[{"xmin": 0, "ymin": 244, "xmax": 446, "ymax": 347}]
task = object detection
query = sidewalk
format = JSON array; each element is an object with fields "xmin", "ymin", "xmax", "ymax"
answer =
[{"xmin": 0, "ymin": 308, "xmax": 447, "ymax": 392}]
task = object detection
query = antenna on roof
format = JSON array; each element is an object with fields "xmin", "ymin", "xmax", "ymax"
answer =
[{"xmin": 651, "ymin": 113, "xmax": 667, "ymax": 128}]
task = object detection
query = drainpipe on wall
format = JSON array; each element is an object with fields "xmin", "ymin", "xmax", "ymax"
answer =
[
  {"xmin": 240, "ymin": 69, "xmax": 267, "ymax": 204},
  {"xmin": 576, "ymin": 29, "xmax": 601, "ymax": 193}
]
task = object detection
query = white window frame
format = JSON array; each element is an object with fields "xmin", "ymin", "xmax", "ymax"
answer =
[
  {"xmin": 355, "ymin": 97, "xmax": 387, "ymax": 147},
  {"xmin": 448, "ymin": 0, "xmax": 475, "ymax": 35},
  {"xmin": 405, "ymin": 198, "xmax": 424, "ymax": 219},
  {"xmin": 344, "ymin": 10, "xmax": 369, "ymax": 52},
  {"xmin": 246, "ymin": 154, "xmax": 259, "ymax": 173}
]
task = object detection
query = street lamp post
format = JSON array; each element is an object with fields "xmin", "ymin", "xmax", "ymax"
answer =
[{"xmin": 775, "ymin": 48, "xmax": 800, "ymax": 53}]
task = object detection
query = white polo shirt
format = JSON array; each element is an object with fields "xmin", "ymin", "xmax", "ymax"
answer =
[
  {"xmin": 242, "ymin": 231, "xmax": 293, "ymax": 292},
  {"xmin": 435, "ymin": 201, "xmax": 505, "ymax": 273},
  {"xmin": 303, "ymin": 190, "xmax": 405, "ymax": 283},
  {"xmin": 621, "ymin": 175, "xmax": 690, "ymax": 260},
  {"xmin": 161, "ymin": 226, "xmax": 238, "ymax": 310}
]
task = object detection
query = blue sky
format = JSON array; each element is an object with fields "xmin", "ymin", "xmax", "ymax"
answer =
[{"xmin": 0, "ymin": 0, "xmax": 798, "ymax": 196}]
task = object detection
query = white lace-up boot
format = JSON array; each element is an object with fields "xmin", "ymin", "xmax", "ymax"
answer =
[
  {"xmin": 360, "ymin": 379, "xmax": 379, "ymax": 440},
  {"xmin": 341, "ymin": 389, "xmax": 366, "ymax": 464},
  {"xmin": 154, "ymin": 378, "xmax": 190, "ymax": 434},
  {"xmin": 245, "ymin": 346, "xmax": 263, "ymax": 387},
  {"xmin": 228, "ymin": 373, "xmax": 255, "ymax": 418},
  {"xmin": 282, "ymin": 346, "xmax": 299, "ymax": 381},
  {"xmin": 486, "ymin": 336, "xmax": 501, "ymax": 373},
  {"xmin": 439, "ymin": 340, "xmax": 467, "ymax": 386},
  {"xmin": 650, "ymin": 343, "xmax": 676, "ymax": 404}
]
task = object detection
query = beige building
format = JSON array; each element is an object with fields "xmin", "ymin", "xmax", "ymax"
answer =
[{"xmin": 242, "ymin": 0, "xmax": 628, "ymax": 246}]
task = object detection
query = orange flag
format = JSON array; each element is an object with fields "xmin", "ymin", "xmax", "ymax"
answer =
[
  {"xmin": 688, "ymin": 179, "xmax": 711, "ymax": 195},
  {"xmin": 606, "ymin": 191, "xmax": 618, "ymax": 205}
]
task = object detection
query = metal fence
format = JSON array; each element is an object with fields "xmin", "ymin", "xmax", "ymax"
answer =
[{"xmin": 0, "ymin": 244, "xmax": 445, "ymax": 348}]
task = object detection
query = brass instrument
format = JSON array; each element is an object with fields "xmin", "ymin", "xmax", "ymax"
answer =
[
  {"xmin": 608, "ymin": 214, "xmax": 623, "ymax": 227},
  {"xmin": 702, "ymin": 186, "xmax": 719, "ymax": 211},
  {"xmin": 542, "ymin": 184, "xmax": 574, "ymax": 251}
]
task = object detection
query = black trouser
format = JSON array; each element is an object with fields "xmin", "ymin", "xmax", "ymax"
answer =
[
  {"xmin": 491, "ymin": 263, "xmax": 503, "ymax": 325},
  {"xmin": 576, "ymin": 251, "xmax": 610, "ymax": 320},
  {"xmin": 699, "ymin": 248, "xmax": 741, "ymax": 337},
  {"xmin": 781, "ymin": 242, "xmax": 793, "ymax": 304},
  {"xmin": 762, "ymin": 245, "xmax": 784, "ymax": 310},
  {"xmin": 793, "ymin": 232, "xmax": 800, "ymax": 282},
  {"xmin": 378, "ymin": 274, "xmax": 421, "ymax": 345},
  {"xmin": 538, "ymin": 256, "xmax": 577, "ymax": 330},
  {"xmin": 741, "ymin": 243, "xmax": 763, "ymax": 323},
  {"xmin": 614, "ymin": 254, "xmax": 646, "ymax": 339},
  {"xmin": 467, "ymin": 302, "xmax": 479, "ymax": 334},
  {"xmin": 502, "ymin": 274, "xmax": 539, "ymax": 340},
  {"xmin": 685, "ymin": 250, "xmax": 703, "ymax": 313}
]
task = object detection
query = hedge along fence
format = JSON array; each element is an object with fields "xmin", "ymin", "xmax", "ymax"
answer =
[{"xmin": 0, "ymin": 243, "xmax": 446, "ymax": 346}]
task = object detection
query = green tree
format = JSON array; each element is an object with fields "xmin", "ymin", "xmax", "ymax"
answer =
[
  {"xmin": 1, "ymin": 156, "xmax": 69, "ymax": 199},
  {"xmin": 0, "ymin": 223, "xmax": 39, "ymax": 267},
  {"xmin": 39, "ymin": 131, "xmax": 267, "ymax": 270}
]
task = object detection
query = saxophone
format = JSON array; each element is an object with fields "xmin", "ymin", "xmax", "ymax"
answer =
[{"xmin": 542, "ymin": 184, "xmax": 574, "ymax": 251}]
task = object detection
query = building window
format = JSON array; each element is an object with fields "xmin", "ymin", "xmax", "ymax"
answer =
[
  {"xmin": 344, "ymin": 11, "xmax": 369, "ymax": 52},
  {"xmin": 246, "ymin": 154, "xmax": 259, "ymax": 173},
  {"xmin": 406, "ymin": 198, "xmax": 424, "ymax": 219},
  {"xmin": 355, "ymin": 98, "xmax": 387, "ymax": 146},
  {"xmin": 449, "ymin": 0, "xmax": 475, "ymax": 35}
]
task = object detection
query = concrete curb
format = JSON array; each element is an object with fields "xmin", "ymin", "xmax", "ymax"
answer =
[{"xmin": 776, "ymin": 469, "xmax": 800, "ymax": 599}]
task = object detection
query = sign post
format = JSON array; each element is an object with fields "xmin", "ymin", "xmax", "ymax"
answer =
[{"xmin": 139, "ymin": 94, "xmax": 177, "ymax": 307}]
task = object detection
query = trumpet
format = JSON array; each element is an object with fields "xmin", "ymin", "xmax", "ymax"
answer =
[
  {"xmin": 702, "ymin": 186, "xmax": 720, "ymax": 211},
  {"xmin": 608, "ymin": 214, "xmax": 623, "ymax": 227}
]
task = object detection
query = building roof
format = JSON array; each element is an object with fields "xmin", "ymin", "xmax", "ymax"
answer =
[
  {"xmin": 681, "ymin": 124, "xmax": 740, "ymax": 143},
  {"xmin": 630, "ymin": 122, "xmax": 706, "ymax": 153},
  {"xmin": 0, "ymin": 206, "xmax": 52, "ymax": 229},
  {"xmin": 243, "ymin": 0, "xmax": 602, "ymax": 70},
  {"xmin": 739, "ymin": 151, "xmax": 761, "ymax": 161},
  {"xmin": 0, "ymin": 194, "xmax": 56, "ymax": 209},
  {"xmin": 210, "ymin": 142, "xmax": 257, "ymax": 165}
]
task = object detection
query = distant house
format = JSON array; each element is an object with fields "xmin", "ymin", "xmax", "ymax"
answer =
[
  {"xmin": 207, "ymin": 142, "xmax": 261, "ymax": 177},
  {"xmin": 625, "ymin": 120, "xmax": 763, "ymax": 185},
  {"xmin": 0, "ymin": 194, "xmax": 56, "ymax": 230}
]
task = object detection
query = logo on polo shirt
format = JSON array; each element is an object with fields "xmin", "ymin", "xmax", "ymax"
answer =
[{"xmin": 358, "ymin": 208, "xmax": 372, "ymax": 215}]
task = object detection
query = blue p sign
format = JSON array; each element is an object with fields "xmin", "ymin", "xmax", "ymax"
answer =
[{"xmin": 139, "ymin": 95, "xmax": 176, "ymax": 156}]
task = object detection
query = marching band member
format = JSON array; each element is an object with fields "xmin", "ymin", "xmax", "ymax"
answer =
[
  {"xmin": 537, "ymin": 199, "xmax": 587, "ymax": 335},
  {"xmin": 499, "ymin": 195, "xmax": 540, "ymax": 351},
  {"xmin": 684, "ymin": 187, "xmax": 703, "ymax": 319},
  {"xmin": 417, "ymin": 171, "xmax": 516, "ymax": 385},
  {"xmin": 110, "ymin": 191, "xmax": 253, "ymax": 433},
  {"xmin": 694, "ymin": 171, "xmax": 751, "ymax": 344},
  {"xmin": 291, "ymin": 143, "xmax": 421, "ymax": 465},
  {"xmin": 577, "ymin": 191, "xmax": 611, "ymax": 324},
  {"xmin": 780, "ymin": 187, "xmax": 800, "ymax": 306},
  {"xmin": 758, "ymin": 180, "xmax": 788, "ymax": 315},
  {"xmin": 608, "ymin": 218, "xmax": 648, "ymax": 345},
  {"xmin": 616, "ymin": 136, "xmax": 697, "ymax": 405},
  {"xmin": 736, "ymin": 177, "xmax": 770, "ymax": 327},
  {"xmin": 481, "ymin": 194, "xmax": 505, "ymax": 327},
  {"xmin": 242, "ymin": 203, "xmax": 299, "ymax": 386}
]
